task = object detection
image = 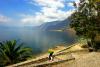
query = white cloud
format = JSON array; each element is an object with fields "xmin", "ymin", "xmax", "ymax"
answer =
[
  {"xmin": 21, "ymin": 10, "xmax": 74, "ymax": 26},
  {"xmin": 20, "ymin": 0, "xmax": 78, "ymax": 26},
  {"xmin": 20, "ymin": 14, "xmax": 46, "ymax": 26},
  {"xmin": 0, "ymin": 14, "xmax": 11, "ymax": 23},
  {"xmin": 32, "ymin": 0, "xmax": 65, "ymax": 9},
  {"xmin": 0, "ymin": 14, "xmax": 23, "ymax": 27},
  {"xmin": 74, "ymin": 0, "xmax": 80, "ymax": 3},
  {"xmin": 67, "ymin": 3, "xmax": 74, "ymax": 7}
]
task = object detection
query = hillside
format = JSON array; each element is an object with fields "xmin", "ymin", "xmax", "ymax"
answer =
[
  {"xmin": 39, "ymin": 19, "xmax": 70, "ymax": 30},
  {"xmin": 7, "ymin": 43, "xmax": 100, "ymax": 67},
  {"xmin": 33, "ymin": 17, "xmax": 71, "ymax": 31}
]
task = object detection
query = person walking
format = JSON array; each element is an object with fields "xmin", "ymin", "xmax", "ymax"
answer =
[{"xmin": 48, "ymin": 49, "xmax": 54, "ymax": 61}]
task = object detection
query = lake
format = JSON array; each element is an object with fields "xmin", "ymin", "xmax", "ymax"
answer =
[{"xmin": 0, "ymin": 28, "xmax": 76, "ymax": 55}]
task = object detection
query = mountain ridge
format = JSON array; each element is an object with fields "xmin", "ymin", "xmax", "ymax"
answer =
[{"xmin": 36, "ymin": 17, "xmax": 71, "ymax": 31}]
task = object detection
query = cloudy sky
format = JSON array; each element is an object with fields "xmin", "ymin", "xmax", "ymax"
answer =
[{"xmin": 0, "ymin": 0, "xmax": 79, "ymax": 27}]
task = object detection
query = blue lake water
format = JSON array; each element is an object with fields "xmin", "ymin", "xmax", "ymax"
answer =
[{"xmin": 0, "ymin": 28, "xmax": 76, "ymax": 55}]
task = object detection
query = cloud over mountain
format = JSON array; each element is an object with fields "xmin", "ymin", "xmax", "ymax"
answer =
[{"xmin": 20, "ymin": 0, "xmax": 79, "ymax": 26}]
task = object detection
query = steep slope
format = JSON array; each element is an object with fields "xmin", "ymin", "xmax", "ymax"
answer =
[{"xmin": 38, "ymin": 17, "xmax": 71, "ymax": 31}]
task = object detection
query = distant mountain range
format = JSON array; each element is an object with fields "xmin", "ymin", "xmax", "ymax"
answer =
[
  {"xmin": 35, "ymin": 17, "xmax": 71, "ymax": 31},
  {"xmin": 0, "ymin": 17, "xmax": 71, "ymax": 31}
]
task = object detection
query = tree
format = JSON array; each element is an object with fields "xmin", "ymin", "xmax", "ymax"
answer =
[
  {"xmin": 0, "ymin": 40, "xmax": 32, "ymax": 66},
  {"xmin": 70, "ymin": 0, "xmax": 100, "ymax": 50}
]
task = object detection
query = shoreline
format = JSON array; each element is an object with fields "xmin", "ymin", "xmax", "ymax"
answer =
[
  {"xmin": 7, "ymin": 42, "xmax": 84, "ymax": 67},
  {"xmin": 7, "ymin": 41, "xmax": 100, "ymax": 67},
  {"xmin": 30, "ymin": 45, "xmax": 67, "ymax": 60},
  {"xmin": 32, "ymin": 43, "xmax": 71, "ymax": 58}
]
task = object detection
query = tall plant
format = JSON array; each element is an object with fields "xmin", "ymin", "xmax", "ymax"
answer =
[
  {"xmin": 0, "ymin": 40, "xmax": 32, "ymax": 66},
  {"xmin": 70, "ymin": 0, "xmax": 100, "ymax": 50}
]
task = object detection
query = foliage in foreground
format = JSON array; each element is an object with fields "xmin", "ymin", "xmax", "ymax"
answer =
[
  {"xmin": 70, "ymin": 0, "xmax": 100, "ymax": 51},
  {"xmin": 0, "ymin": 40, "xmax": 32, "ymax": 66}
]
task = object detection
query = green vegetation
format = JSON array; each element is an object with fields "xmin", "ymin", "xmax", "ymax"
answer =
[
  {"xmin": 70, "ymin": 0, "xmax": 100, "ymax": 51},
  {"xmin": 0, "ymin": 40, "xmax": 32, "ymax": 66}
]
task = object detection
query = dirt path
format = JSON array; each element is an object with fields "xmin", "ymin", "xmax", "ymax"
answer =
[{"xmin": 52, "ymin": 52, "xmax": 100, "ymax": 67}]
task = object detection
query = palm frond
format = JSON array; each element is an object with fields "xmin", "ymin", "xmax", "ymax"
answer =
[{"xmin": 0, "ymin": 40, "xmax": 32, "ymax": 66}]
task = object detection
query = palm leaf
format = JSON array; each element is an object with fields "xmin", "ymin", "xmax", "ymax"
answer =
[{"xmin": 0, "ymin": 40, "xmax": 32, "ymax": 65}]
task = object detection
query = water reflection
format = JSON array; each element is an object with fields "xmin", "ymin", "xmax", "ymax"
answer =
[{"xmin": 0, "ymin": 28, "xmax": 76, "ymax": 54}]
